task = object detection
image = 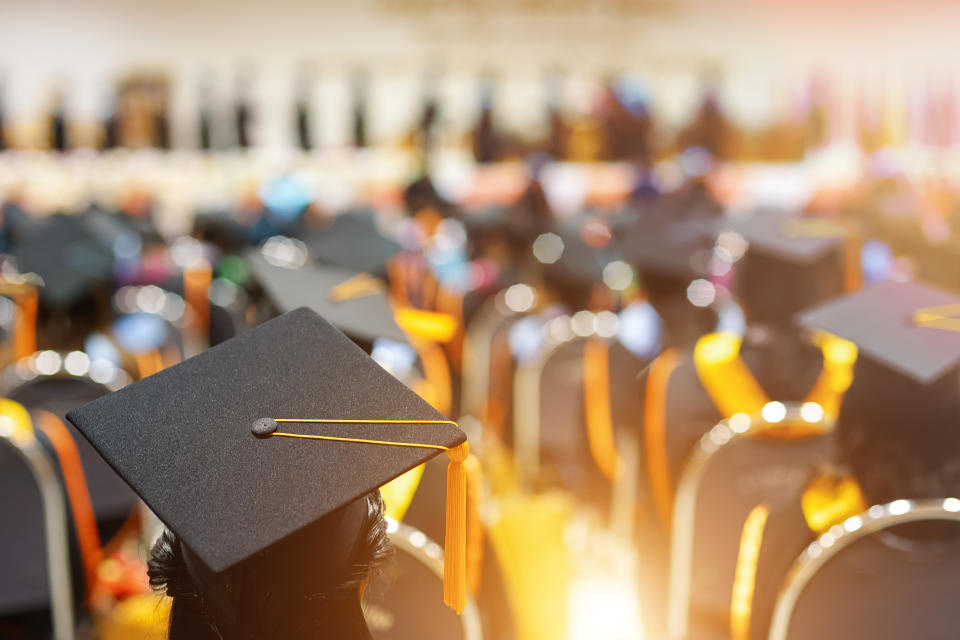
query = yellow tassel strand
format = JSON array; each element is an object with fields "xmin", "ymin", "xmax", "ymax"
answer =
[
  {"xmin": 464, "ymin": 454, "xmax": 485, "ymax": 597},
  {"xmin": 444, "ymin": 442, "xmax": 470, "ymax": 615},
  {"xmin": 260, "ymin": 417, "xmax": 469, "ymax": 615},
  {"xmin": 328, "ymin": 273, "xmax": 386, "ymax": 302}
]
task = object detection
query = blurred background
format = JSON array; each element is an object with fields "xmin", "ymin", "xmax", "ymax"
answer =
[
  {"xmin": 4, "ymin": 2, "xmax": 960, "ymax": 640},
  {"xmin": 5, "ymin": 0, "xmax": 960, "ymax": 152}
]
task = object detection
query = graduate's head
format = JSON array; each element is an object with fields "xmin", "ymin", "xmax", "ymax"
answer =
[
  {"xmin": 149, "ymin": 492, "xmax": 391, "ymax": 639},
  {"xmin": 798, "ymin": 281, "xmax": 960, "ymax": 505},
  {"xmin": 538, "ymin": 230, "xmax": 604, "ymax": 312},
  {"xmin": 836, "ymin": 359, "xmax": 960, "ymax": 506}
]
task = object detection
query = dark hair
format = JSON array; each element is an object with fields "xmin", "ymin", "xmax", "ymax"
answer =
[
  {"xmin": 148, "ymin": 491, "xmax": 391, "ymax": 639},
  {"xmin": 836, "ymin": 359, "xmax": 960, "ymax": 506},
  {"xmin": 736, "ymin": 248, "xmax": 844, "ymax": 326}
]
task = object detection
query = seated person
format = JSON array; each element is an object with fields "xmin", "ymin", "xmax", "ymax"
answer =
[
  {"xmin": 632, "ymin": 211, "xmax": 858, "ymax": 635},
  {"xmin": 731, "ymin": 280, "xmax": 960, "ymax": 640},
  {"xmin": 67, "ymin": 308, "xmax": 469, "ymax": 639}
]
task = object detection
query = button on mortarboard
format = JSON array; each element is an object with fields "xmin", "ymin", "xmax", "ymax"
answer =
[{"xmin": 251, "ymin": 417, "xmax": 278, "ymax": 437}]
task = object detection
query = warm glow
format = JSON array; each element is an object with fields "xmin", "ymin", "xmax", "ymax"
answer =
[{"xmin": 761, "ymin": 401, "xmax": 787, "ymax": 423}]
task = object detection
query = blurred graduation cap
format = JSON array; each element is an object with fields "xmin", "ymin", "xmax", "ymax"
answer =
[
  {"xmin": 246, "ymin": 249, "xmax": 409, "ymax": 346},
  {"xmin": 797, "ymin": 280, "xmax": 960, "ymax": 384},
  {"xmin": 729, "ymin": 210, "xmax": 862, "ymax": 293},
  {"xmin": 540, "ymin": 227, "xmax": 607, "ymax": 295},
  {"xmin": 300, "ymin": 210, "xmax": 402, "ymax": 278},
  {"xmin": 66, "ymin": 308, "xmax": 469, "ymax": 613},
  {"xmin": 728, "ymin": 210, "xmax": 845, "ymax": 265},
  {"xmin": 616, "ymin": 215, "xmax": 717, "ymax": 281},
  {"xmin": 85, "ymin": 205, "xmax": 163, "ymax": 248},
  {"xmin": 13, "ymin": 214, "xmax": 115, "ymax": 309}
]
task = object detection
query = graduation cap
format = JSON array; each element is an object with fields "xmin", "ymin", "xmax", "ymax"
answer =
[
  {"xmin": 728, "ymin": 210, "xmax": 862, "ymax": 291},
  {"xmin": 66, "ymin": 308, "xmax": 469, "ymax": 615},
  {"xmin": 246, "ymin": 250, "xmax": 409, "ymax": 346},
  {"xmin": 13, "ymin": 214, "xmax": 115, "ymax": 309},
  {"xmin": 300, "ymin": 211, "xmax": 402, "ymax": 278},
  {"xmin": 729, "ymin": 211, "xmax": 842, "ymax": 263},
  {"xmin": 796, "ymin": 280, "xmax": 960, "ymax": 384},
  {"xmin": 540, "ymin": 227, "xmax": 607, "ymax": 295},
  {"xmin": 616, "ymin": 215, "xmax": 717, "ymax": 281}
]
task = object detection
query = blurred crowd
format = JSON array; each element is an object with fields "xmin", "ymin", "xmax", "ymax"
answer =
[{"xmin": 2, "ymin": 67, "xmax": 960, "ymax": 640}]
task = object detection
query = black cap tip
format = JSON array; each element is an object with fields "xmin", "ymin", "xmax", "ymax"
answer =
[{"xmin": 251, "ymin": 417, "xmax": 278, "ymax": 438}]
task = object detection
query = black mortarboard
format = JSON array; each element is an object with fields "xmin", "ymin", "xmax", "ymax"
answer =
[
  {"xmin": 300, "ymin": 211, "xmax": 402, "ymax": 277},
  {"xmin": 540, "ymin": 228, "xmax": 607, "ymax": 299},
  {"xmin": 797, "ymin": 280, "xmax": 960, "ymax": 383},
  {"xmin": 616, "ymin": 215, "xmax": 717, "ymax": 280},
  {"xmin": 246, "ymin": 251, "xmax": 409, "ymax": 345},
  {"xmin": 85, "ymin": 205, "xmax": 163, "ymax": 248},
  {"xmin": 13, "ymin": 213, "xmax": 115, "ymax": 309},
  {"xmin": 66, "ymin": 308, "xmax": 469, "ymax": 612},
  {"xmin": 728, "ymin": 210, "xmax": 844, "ymax": 265}
]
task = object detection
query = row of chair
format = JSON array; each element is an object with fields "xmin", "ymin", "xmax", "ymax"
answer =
[{"xmin": 456, "ymin": 287, "xmax": 960, "ymax": 640}]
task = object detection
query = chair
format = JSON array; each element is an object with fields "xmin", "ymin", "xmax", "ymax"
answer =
[
  {"xmin": 4, "ymin": 351, "xmax": 137, "ymax": 542},
  {"xmin": 667, "ymin": 402, "xmax": 833, "ymax": 640},
  {"xmin": 364, "ymin": 519, "xmax": 483, "ymax": 640},
  {"xmin": 513, "ymin": 329, "xmax": 608, "ymax": 492},
  {"xmin": 511, "ymin": 320, "xmax": 572, "ymax": 488},
  {"xmin": 460, "ymin": 294, "xmax": 521, "ymax": 422},
  {"xmin": 0, "ymin": 400, "xmax": 76, "ymax": 640},
  {"xmin": 488, "ymin": 312, "xmax": 531, "ymax": 439},
  {"xmin": 769, "ymin": 498, "xmax": 960, "ymax": 640}
]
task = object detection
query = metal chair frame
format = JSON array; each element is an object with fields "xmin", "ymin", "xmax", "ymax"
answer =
[
  {"xmin": 1, "ymin": 349, "xmax": 131, "ymax": 395},
  {"xmin": 667, "ymin": 403, "xmax": 830, "ymax": 639},
  {"xmin": 511, "ymin": 327, "xmax": 585, "ymax": 487},
  {"xmin": 1, "ymin": 420, "xmax": 75, "ymax": 639},
  {"xmin": 459, "ymin": 296, "xmax": 518, "ymax": 423},
  {"xmin": 383, "ymin": 518, "xmax": 484, "ymax": 640},
  {"xmin": 768, "ymin": 498, "xmax": 960, "ymax": 640}
]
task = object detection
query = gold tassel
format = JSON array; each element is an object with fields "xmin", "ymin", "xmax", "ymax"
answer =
[
  {"xmin": 184, "ymin": 261, "xmax": 212, "ymax": 338},
  {"xmin": 15, "ymin": 286, "xmax": 37, "ymax": 361},
  {"xmin": 444, "ymin": 441, "xmax": 470, "ymax": 614},
  {"xmin": 464, "ymin": 454, "xmax": 485, "ymax": 597}
]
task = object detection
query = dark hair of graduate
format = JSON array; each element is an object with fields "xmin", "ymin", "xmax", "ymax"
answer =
[
  {"xmin": 835, "ymin": 358, "xmax": 960, "ymax": 507},
  {"xmin": 148, "ymin": 491, "xmax": 391, "ymax": 639}
]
